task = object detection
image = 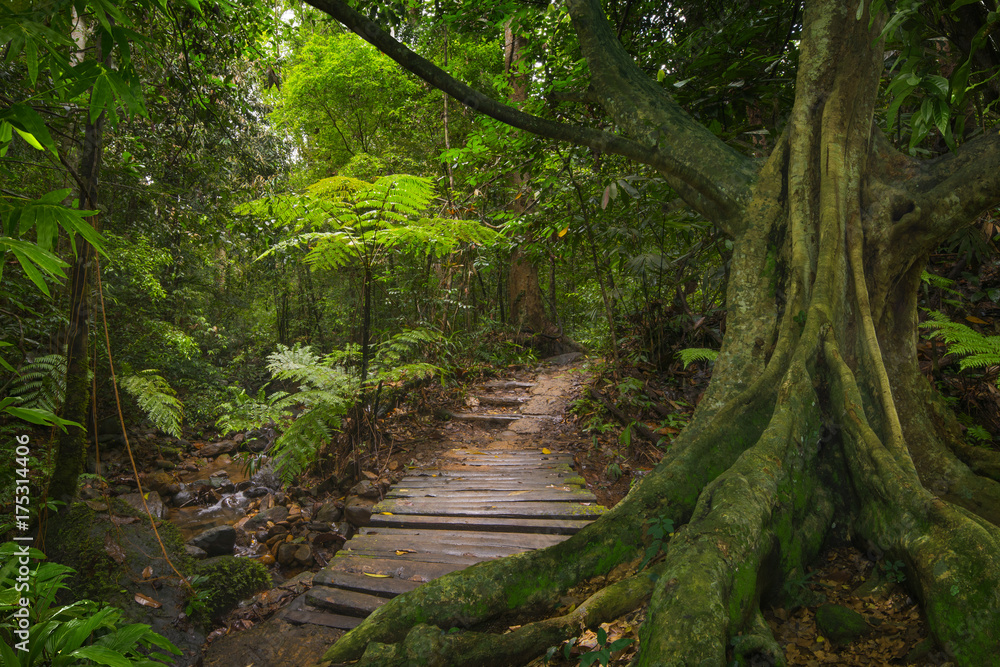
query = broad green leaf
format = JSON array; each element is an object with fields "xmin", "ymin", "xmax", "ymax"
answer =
[
  {"xmin": 13, "ymin": 127, "xmax": 43, "ymax": 150},
  {"xmin": 91, "ymin": 71, "xmax": 114, "ymax": 124},
  {"xmin": 4, "ymin": 406, "xmax": 80, "ymax": 429},
  {"xmin": 69, "ymin": 645, "xmax": 133, "ymax": 667},
  {"xmin": 8, "ymin": 103, "xmax": 57, "ymax": 155}
]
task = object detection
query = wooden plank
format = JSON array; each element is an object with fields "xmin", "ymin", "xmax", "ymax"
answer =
[
  {"xmin": 312, "ymin": 570, "xmax": 422, "ymax": 597},
  {"xmin": 374, "ymin": 499, "xmax": 605, "ymax": 519},
  {"xmin": 306, "ymin": 586, "xmax": 388, "ymax": 615},
  {"xmin": 357, "ymin": 527, "xmax": 567, "ymax": 549},
  {"xmin": 327, "ymin": 554, "xmax": 466, "ymax": 581},
  {"xmin": 444, "ymin": 412, "xmax": 521, "ymax": 425},
  {"xmin": 339, "ymin": 547, "xmax": 494, "ymax": 564},
  {"xmin": 367, "ymin": 513, "xmax": 596, "ymax": 534},
  {"xmin": 400, "ymin": 470, "xmax": 583, "ymax": 481},
  {"xmin": 386, "ymin": 488, "xmax": 596, "ymax": 503},
  {"xmin": 396, "ymin": 475, "xmax": 587, "ymax": 488},
  {"xmin": 283, "ymin": 609, "xmax": 362, "ymax": 630},
  {"xmin": 482, "ymin": 380, "xmax": 535, "ymax": 389}
]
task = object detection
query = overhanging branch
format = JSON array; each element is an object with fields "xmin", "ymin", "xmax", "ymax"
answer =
[{"xmin": 303, "ymin": 0, "xmax": 755, "ymax": 227}]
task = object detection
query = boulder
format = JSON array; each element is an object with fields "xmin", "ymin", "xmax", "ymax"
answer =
[
  {"xmin": 245, "ymin": 505, "xmax": 290, "ymax": 531},
  {"xmin": 815, "ymin": 604, "xmax": 870, "ymax": 644},
  {"xmin": 344, "ymin": 497, "xmax": 376, "ymax": 527},
  {"xmin": 189, "ymin": 525, "xmax": 236, "ymax": 557},
  {"xmin": 198, "ymin": 440, "xmax": 237, "ymax": 458},
  {"xmin": 348, "ymin": 480, "xmax": 381, "ymax": 499},
  {"xmin": 119, "ymin": 491, "xmax": 167, "ymax": 519},
  {"xmin": 171, "ymin": 489, "xmax": 196, "ymax": 507},
  {"xmin": 314, "ymin": 501, "xmax": 342, "ymax": 524},
  {"xmin": 244, "ymin": 438, "xmax": 268, "ymax": 453},
  {"xmin": 276, "ymin": 542, "xmax": 313, "ymax": 567},
  {"xmin": 186, "ymin": 545, "xmax": 208, "ymax": 559},
  {"xmin": 244, "ymin": 486, "xmax": 270, "ymax": 498}
]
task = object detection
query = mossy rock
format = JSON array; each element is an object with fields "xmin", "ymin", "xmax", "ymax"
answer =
[
  {"xmin": 815, "ymin": 604, "xmax": 870, "ymax": 645},
  {"xmin": 193, "ymin": 555, "xmax": 271, "ymax": 624}
]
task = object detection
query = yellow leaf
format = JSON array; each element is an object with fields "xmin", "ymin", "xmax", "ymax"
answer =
[
  {"xmin": 541, "ymin": 448, "xmax": 551, "ymax": 454},
  {"xmin": 381, "ymin": 511, "xmax": 393, "ymax": 515},
  {"xmin": 364, "ymin": 573, "xmax": 391, "ymax": 578},
  {"xmin": 557, "ymin": 226, "xmax": 568, "ymax": 238},
  {"xmin": 395, "ymin": 549, "xmax": 416, "ymax": 555},
  {"xmin": 966, "ymin": 315, "xmax": 988, "ymax": 324}
]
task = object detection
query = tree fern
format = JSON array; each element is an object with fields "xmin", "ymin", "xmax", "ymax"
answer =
[
  {"xmin": 118, "ymin": 370, "xmax": 184, "ymax": 439},
  {"xmin": 920, "ymin": 310, "xmax": 1000, "ymax": 385},
  {"xmin": 678, "ymin": 347, "xmax": 719, "ymax": 369}
]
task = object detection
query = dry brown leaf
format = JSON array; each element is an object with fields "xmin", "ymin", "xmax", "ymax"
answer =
[
  {"xmin": 134, "ymin": 593, "xmax": 161, "ymax": 608},
  {"xmin": 363, "ymin": 470, "xmax": 378, "ymax": 480},
  {"xmin": 104, "ymin": 534, "xmax": 126, "ymax": 564},
  {"xmin": 142, "ymin": 566, "xmax": 153, "ymax": 579}
]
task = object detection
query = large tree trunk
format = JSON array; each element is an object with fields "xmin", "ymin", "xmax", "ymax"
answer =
[{"xmin": 309, "ymin": 0, "xmax": 1000, "ymax": 664}]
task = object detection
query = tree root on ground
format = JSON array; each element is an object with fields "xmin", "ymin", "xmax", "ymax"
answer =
[{"xmin": 335, "ymin": 562, "xmax": 665, "ymax": 667}]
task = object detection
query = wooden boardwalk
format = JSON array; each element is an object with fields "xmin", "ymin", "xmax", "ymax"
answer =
[{"xmin": 282, "ymin": 377, "xmax": 605, "ymax": 631}]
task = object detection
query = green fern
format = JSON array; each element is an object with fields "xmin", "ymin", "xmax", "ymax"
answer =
[
  {"xmin": 119, "ymin": 370, "xmax": 184, "ymax": 439},
  {"xmin": 678, "ymin": 347, "xmax": 719, "ymax": 369},
  {"xmin": 266, "ymin": 344, "xmax": 358, "ymax": 483},
  {"xmin": 215, "ymin": 386, "xmax": 288, "ymax": 434},
  {"xmin": 919, "ymin": 310, "xmax": 1000, "ymax": 385},
  {"xmin": 8, "ymin": 353, "xmax": 67, "ymax": 412}
]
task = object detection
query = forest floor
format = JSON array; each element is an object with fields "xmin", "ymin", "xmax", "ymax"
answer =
[{"xmin": 196, "ymin": 355, "xmax": 956, "ymax": 667}]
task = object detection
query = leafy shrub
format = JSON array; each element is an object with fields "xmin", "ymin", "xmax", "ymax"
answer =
[{"xmin": 0, "ymin": 542, "xmax": 180, "ymax": 666}]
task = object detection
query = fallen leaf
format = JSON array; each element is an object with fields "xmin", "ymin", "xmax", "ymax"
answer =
[
  {"xmin": 395, "ymin": 549, "xmax": 416, "ymax": 555},
  {"xmin": 541, "ymin": 447, "xmax": 551, "ymax": 454},
  {"xmin": 142, "ymin": 566, "xmax": 153, "ymax": 579},
  {"xmin": 381, "ymin": 511, "xmax": 394, "ymax": 515},
  {"xmin": 104, "ymin": 534, "xmax": 126, "ymax": 564},
  {"xmin": 134, "ymin": 593, "xmax": 161, "ymax": 608},
  {"xmin": 966, "ymin": 315, "xmax": 988, "ymax": 324},
  {"xmin": 363, "ymin": 573, "xmax": 391, "ymax": 578},
  {"xmin": 363, "ymin": 471, "xmax": 378, "ymax": 480}
]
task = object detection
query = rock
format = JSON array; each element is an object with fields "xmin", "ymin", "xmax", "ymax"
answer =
[
  {"xmin": 171, "ymin": 490, "xmax": 196, "ymax": 507},
  {"xmin": 266, "ymin": 524, "xmax": 289, "ymax": 540},
  {"xmin": 349, "ymin": 479, "xmax": 381, "ymax": 499},
  {"xmin": 244, "ymin": 438, "xmax": 268, "ymax": 452},
  {"xmin": 176, "ymin": 438, "xmax": 191, "ymax": 450},
  {"xmin": 189, "ymin": 525, "xmax": 236, "ymax": 557},
  {"xmin": 312, "ymin": 532, "xmax": 342, "ymax": 549},
  {"xmin": 210, "ymin": 470, "xmax": 229, "ymax": 478},
  {"xmin": 344, "ymin": 497, "xmax": 376, "ymax": 527},
  {"xmin": 181, "ymin": 463, "xmax": 199, "ymax": 473},
  {"xmin": 815, "ymin": 604, "xmax": 870, "ymax": 644},
  {"xmin": 236, "ymin": 480, "xmax": 254, "ymax": 492},
  {"xmin": 209, "ymin": 476, "xmax": 229, "ymax": 489},
  {"xmin": 245, "ymin": 505, "xmax": 290, "ymax": 531},
  {"xmin": 276, "ymin": 542, "xmax": 312, "ymax": 567},
  {"xmin": 189, "ymin": 478, "xmax": 211, "ymax": 489},
  {"xmin": 142, "ymin": 471, "xmax": 176, "ymax": 493},
  {"xmin": 333, "ymin": 521, "xmax": 353, "ymax": 539},
  {"xmin": 119, "ymin": 491, "xmax": 167, "ymax": 519},
  {"xmin": 163, "ymin": 483, "xmax": 182, "ymax": 497},
  {"xmin": 218, "ymin": 483, "xmax": 236, "ymax": 494},
  {"xmin": 314, "ymin": 501, "xmax": 342, "ymax": 524},
  {"xmin": 234, "ymin": 526, "xmax": 251, "ymax": 548},
  {"xmin": 257, "ymin": 553, "xmax": 275, "ymax": 566},
  {"xmin": 233, "ymin": 433, "xmax": 245, "ymax": 444},
  {"xmin": 186, "ymin": 545, "xmax": 208, "ymax": 559},
  {"xmin": 198, "ymin": 440, "xmax": 237, "ymax": 458},
  {"xmin": 245, "ymin": 486, "xmax": 270, "ymax": 498},
  {"xmin": 155, "ymin": 459, "xmax": 176, "ymax": 470},
  {"xmin": 78, "ymin": 487, "xmax": 101, "ymax": 500},
  {"xmin": 305, "ymin": 521, "xmax": 331, "ymax": 532}
]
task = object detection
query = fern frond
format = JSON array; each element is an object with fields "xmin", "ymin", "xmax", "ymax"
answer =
[
  {"xmin": 920, "ymin": 310, "xmax": 1000, "ymax": 386},
  {"xmin": 678, "ymin": 348, "xmax": 719, "ymax": 369},
  {"xmin": 271, "ymin": 405, "xmax": 341, "ymax": 483},
  {"xmin": 119, "ymin": 370, "xmax": 183, "ymax": 438},
  {"xmin": 9, "ymin": 353, "xmax": 67, "ymax": 412}
]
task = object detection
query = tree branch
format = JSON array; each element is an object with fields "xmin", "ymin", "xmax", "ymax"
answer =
[
  {"xmin": 566, "ymin": 0, "xmax": 757, "ymax": 230},
  {"xmin": 303, "ymin": 0, "xmax": 756, "ymax": 228},
  {"xmin": 891, "ymin": 130, "xmax": 1000, "ymax": 256}
]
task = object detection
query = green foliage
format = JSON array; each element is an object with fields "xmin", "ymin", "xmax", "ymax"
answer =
[
  {"xmin": 880, "ymin": 559, "xmax": 906, "ymax": 584},
  {"xmin": 7, "ymin": 353, "xmax": 66, "ymax": 413},
  {"xmin": 678, "ymin": 347, "xmax": 719, "ymax": 369},
  {"xmin": 189, "ymin": 556, "xmax": 270, "ymax": 625},
  {"xmin": 966, "ymin": 424, "xmax": 992, "ymax": 446},
  {"xmin": 0, "ymin": 542, "xmax": 181, "ymax": 666},
  {"xmin": 578, "ymin": 627, "xmax": 633, "ymax": 667},
  {"xmin": 368, "ymin": 328, "xmax": 447, "ymax": 385},
  {"xmin": 639, "ymin": 515, "xmax": 675, "ymax": 570},
  {"xmin": 919, "ymin": 310, "xmax": 1000, "ymax": 386},
  {"xmin": 215, "ymin": 386, "xmax": 284, "ymax": 435},
  {"xmin": 118, "ymin": 369, "xmax": 184, "ymax": 439},
  {"xmin": 263, "ymin": 344, "xmax": 358, "ymax": 483}
]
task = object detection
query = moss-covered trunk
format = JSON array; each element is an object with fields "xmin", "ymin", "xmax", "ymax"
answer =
[
  {"xmin": 310, "ymin": 0, "xmax": 1000, "ymax": 664},
  {"xmin": 49, "ymin": 110, "xmax": 105, "ymax": 503}
]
